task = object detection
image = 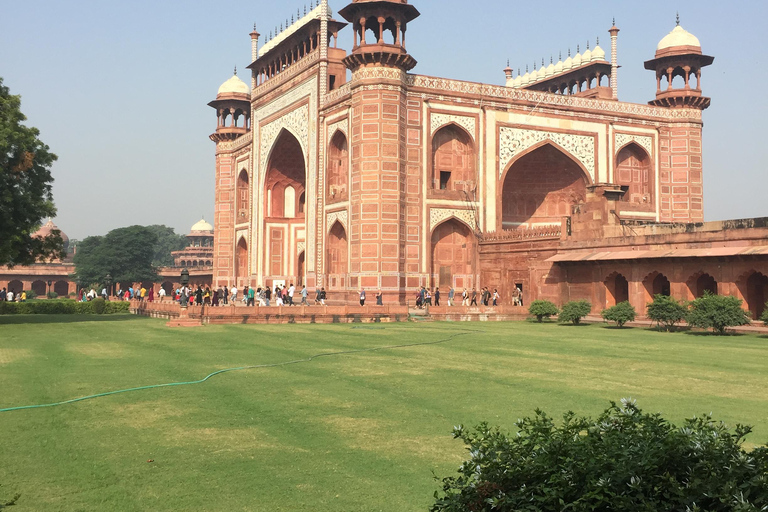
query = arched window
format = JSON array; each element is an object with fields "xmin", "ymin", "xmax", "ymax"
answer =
[
  {"xmin": 605, "ymin": 272, "xmax": 629, "ymax": 307},
  {"xmin": 431, "ymin": 124, "xmax": 476, "ymax": 196},
  {"xmin": 237, "ymin": 169, "xmax": 249, "ymax": 221},
  {"xmin": 616, "ymin": 143, "xmax": 653, "ymax": 209},
  {"xmin": 431, "ymin": 219, "xmax": 475, "ymax": 291},
  {"xmin": 327, "ymin": 130, "xmax": 349, "ymax": 202},
  {"xmin": 284, "ymin": 186, "xmax": 296, "ymax": 218},
  {"xmin": 326, "ymin": 221, "xmax": 348, "ymax": 277}
]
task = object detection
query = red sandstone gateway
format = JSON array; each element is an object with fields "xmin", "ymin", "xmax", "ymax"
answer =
[{"xmin": 5, "ymin": 3, "xmax": 767, "ymax": 321}]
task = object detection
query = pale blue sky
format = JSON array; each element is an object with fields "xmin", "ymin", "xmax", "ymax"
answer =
[{"xmin": 1, "ymin": 0, "xmax": 765, "ymax": 239}]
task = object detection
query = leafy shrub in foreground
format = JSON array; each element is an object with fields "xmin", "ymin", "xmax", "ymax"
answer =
[
  {"xmin": 687, "ymin": 292, "xmax": 751, "ymax": 334},
  {"xmin": 646, "ymin": 294, "xmax": 688, "ymax": 331},
  {"xmin": 558, "ymin": 299, "xmax": 591, "ymax": 325},
  {"xmin": 527, "ymin": 300, "xmax": 559, "ymax": 322},
  {"xmin": 431, "ymin": 399, "xmax": 768, "ymax": 512},
  {"xmin": 761, "ymin": 302, "xmax": 768, "ymax": 326},
  {"xmin": 91, "ymin": 297, "xmax": 106, "ymax": 314},
  {"xmin": 600, "ymin": 300, "xmax": 636, "ymax": 327}
]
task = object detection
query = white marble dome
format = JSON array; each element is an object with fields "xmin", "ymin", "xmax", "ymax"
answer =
[
  {"xmin": 217, "ymin": 74, "xmax": 250, "ymax": 96},
  {"xmin": 657, "ymin": 25, "xmax": 701, "ymax": 51},
  {"xmin": 190, "ymin": 218, "xmax": 214, "ymax": 233}
]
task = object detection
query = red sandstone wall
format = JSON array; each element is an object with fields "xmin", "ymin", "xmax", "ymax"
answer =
[
  {"xmin": 658, "ymin": 123, "xmax": 703, "ymax": 222},
  {"xmin": 213, "ymin": 153, "xmax": 235, "ymax": 286}
]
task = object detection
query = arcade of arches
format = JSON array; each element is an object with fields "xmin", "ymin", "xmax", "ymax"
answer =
[{"xmin": 502, "ymin": 144, "xmax": 588, "ymax": 229}]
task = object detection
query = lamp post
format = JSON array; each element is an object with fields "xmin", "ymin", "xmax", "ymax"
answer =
[
  {"xmin": 180, "ymin": 268, "xmax": 190, "ymax": 307},
  {"xmin": 47, "ymin": 279, "xmax": 52, "ymax": 299},
  {"xmin": 104, "ymin": 273, "xmax": 112, "ymax": 300}
]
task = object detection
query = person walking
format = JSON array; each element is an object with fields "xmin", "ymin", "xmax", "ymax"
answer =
[
  {"xmin": 288, "ymin": 283, "xmax": 296, "ymax": 305},
  {"xmin": 425, "ymin": 288, "xmax": 432, "ymax": 306},
  {"xmin": 247, "ymin": 286, "xmax": 255, "ymax": 306},
  {"xmin": 376, "ymin": 290, "xmax": 383, "ymax": 305},
  {"xmin": 462, "ymin": 289, "xmax": 468, "ymax": 306},
  {"xmin": 448, "ymin": 287, "xmax": 454, "ymax": 306},
  {"xmin": 231, "ymin": 285, "xmax": 238, "ymax": 304},
  {"xmin": 434, "ymin": 287, "xmax": 440, "ymax": 306},
  {"xmin": 147, "ymin": 287, "xmax": 154, "ymax": 303},
  {"xmin": 300, "ymin": 285, "xmax": 308, "ymax": 305},
  {"xmin": 359, "ymin": 289, "xmax": 366, "ymax": 306},
  {"xmin": 319, "ymin": 287, "xmax": 326, "ymax": 305},
  {"xmin": 470, "ymin": 288, "xmax": 477, "ymax": 306},
  {"xmin": 492, "ymin": 288, "xmax": 499, "ymax": 306},
  {"xmin": 315, "ymin": 288, "xmax": 322, "ymax": 305},
  {"xmin": 265, "ymin": 286, "xmax": 271, "ymax": 306}
]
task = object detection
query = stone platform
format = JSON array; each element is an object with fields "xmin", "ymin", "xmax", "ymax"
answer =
[{"xmin": 128, "ymin": 300, "xmax": 529, "ymax": 326}]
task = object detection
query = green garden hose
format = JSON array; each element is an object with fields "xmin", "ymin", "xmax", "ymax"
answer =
[{"xmin": 0, "ymin": 328, "xmax": 483, "ymax": 413}]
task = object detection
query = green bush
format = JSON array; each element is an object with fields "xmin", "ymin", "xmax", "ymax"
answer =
[
  {"xmin": 23, "ymin": 289, "xmax": 37, "ymax": 300},
  {"xmin": 646, "ymin": 294, "xmax": 688, "ymax": 331},
  {"xmin": 761, "ymin": 302, "xmax": 768, "ymax": 326},
  {"xmin": 527, "ymin": 300, "xmax": 559, "ymax": 323},
  {"xmin": 0, "ymin": 299, "xmax": 129, "ymax": 315},
  {"xmin": 687, "ymin": 292, "xmax": 751, "ymax": 335},
  {"xmin": 431, "ymin": 400, "xmax": 768, "ymax": 512},
  {"xmin": 46, "ymin": 291, "xmax": 59, "ymax": 299},
  {"xmin": 600, "ymin": 300, "xmax": 636, "ymax": 327},
  {"xmin": 92, "ymin": 297, "xmax": 106, "ymax": 314},
  {"xmin": 558, "ymin": 299, "xmax": 591, "ymax": 325}
]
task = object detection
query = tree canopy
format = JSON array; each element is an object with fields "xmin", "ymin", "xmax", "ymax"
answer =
[
  {"xmin": 0, "ymin": 77, "xmax": 64, "ymax": 266},
  {"xmin": 146, "ymin": 224, "xmax": 187, "ymax": 267},
  {"xmin": 72, "ymin": 226, "xmax": 158, "ymax": 286}
]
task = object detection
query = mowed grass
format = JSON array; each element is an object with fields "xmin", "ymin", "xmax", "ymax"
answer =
[{"xmin": 1, "ymin": 316, "xmax": 767, "ymax": 511}]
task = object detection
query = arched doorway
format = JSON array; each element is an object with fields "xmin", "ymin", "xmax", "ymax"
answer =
[
  {"xmin": 237, "ymin": 169, "xmax": 249, "ymax": 222},
  {"xmin": 162, "ymin": 281, "xmax": 174, "ymax": 296},
  {"xmin": 605, "ymin": 272, "xmax": 629, "ymax": 307},
  {"xmin": 297, "ymin": 252, "xmax": 305, "ymax": 287},
  {"xmin": 615, "ymin": 143, "xmax": 653, "ymax": 208},
  {"xmin": 326, "ymin": 221, "xmax": 348, "ymax": 289},
  {"xmin": 265, "ymin": 130, "xmax": 306, "ymax": 279},
  {"xmin": 431, "ymin": 124, "xmax": 476, "ymax": 195},
  {"xmin": 236, "ymin": 237, "xmax": 248, "ymax": 285},
  {"xmin": 8, "ymin": 280, "xmax": 22, "ymax": 294},
  {"xmin": 501, "ymin": 143, "xmax": 588, "ymax": 229},
  {"xmin": 689, "ymin": 272, "xmax": 717, "ymax": 298},
  {"xmin": 54, "ymin": 281, "xmax": 69, "ymax": 297},
  {"xmin": 644, "ymin": 271, "xmax": 671, "ymax": 300},
  {"xmin": 744, "ymin": 272, "xmax": 768, "ymax": 320},
  {"xmin": 431, "ymin": 218, "xmax": 475, "ymax": 290},
  {"xmin": 327, "ymin": 130, "xmax": 348, "ymax": 203},
  {"xmin": 31, "ymin": 280, "xmax": 46, "ymax": 297}
]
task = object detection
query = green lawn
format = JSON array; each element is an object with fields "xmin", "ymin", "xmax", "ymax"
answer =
[{"xmin": 1, "ymin": 316, "xmax": 767, "ymax": 511}]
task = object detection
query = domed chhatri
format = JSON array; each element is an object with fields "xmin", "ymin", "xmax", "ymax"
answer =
[
  {"xmin": 657, "ymin": 25, "xmax": 701, "ymax": 53},
  {"xmin": 190, "ymin": 218, "xmax": 214, "ymax": 233},
  {"xmin": 217, "ymin": 72, "xmax": 250, "ymax": 97},
  {"xmin": 34, "ymin": 219, "xmax": 69, "ymax": 250}
]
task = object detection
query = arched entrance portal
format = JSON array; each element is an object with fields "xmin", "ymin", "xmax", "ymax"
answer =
[
  {"xmin": 605, "ymin": 272, "xmax": 629, "ymax": 307},
  {"xmin": 31, "ymin": 280, "xmax": 46, "ymax": 297},
  {"xmin": 265, "ymin": 130, "xmax": 306, "ymax": 280},
  {"xmin": 501, "ymin": 144, "xmax": 588, "ymax": 229},
  {"xmin": 236, "ymin": 237, "xmax": 248, "ymax": 285},
  {"xmin": 8, "ymin": 280, "xmax": 22, "ymax": 294},
  {"xmin": 431, "ymin": 219, "xmax": 475, "ymax": 290},
  {"xmin": 326, "ymin": 221, "xmax": 348, "ymax": 289},
  {"xmin": 744, "ymin": 272, "xmax": 768, "ymax": 320}
]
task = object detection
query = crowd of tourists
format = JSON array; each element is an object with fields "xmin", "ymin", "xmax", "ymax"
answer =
[{"xmin": 0, "ymin": 288, "xmax": 26, "ymax": 302}]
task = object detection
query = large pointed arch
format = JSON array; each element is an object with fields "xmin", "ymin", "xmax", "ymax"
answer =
[
  {"xmin": 500, "ymin": 141, "xmax": 590, "ymax": 229},
  {"xmin": 236, "ymin": 236, "xmax": 248, "ymax": 285}
]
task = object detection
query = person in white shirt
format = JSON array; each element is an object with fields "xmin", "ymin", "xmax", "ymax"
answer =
[
  {"xmin": 231, "ymin": 286, "xmax": 238, "ymax": 304},
  {"xmin": 7, "ymin": 290, "xmax": 14, "ymax": 302},
  {"xmin": 288, "ymin": 284, "xmax": 295, "ymax": 306},
  {"xmin": 158, "ymin": 287, "xmax": 166, "ymax": 301}
]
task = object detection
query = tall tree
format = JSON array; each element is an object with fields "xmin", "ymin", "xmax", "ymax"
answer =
[
  {"xmin": 0, "ymin": 77, "xmax": 64, "ymax": 266},
  {"xmin": 146, "ymin": 224, "xmax": 187, "ymax": 267},
  {"xmin": 72, "ymin": 226, "xmax": 158, "ymax": 286}
]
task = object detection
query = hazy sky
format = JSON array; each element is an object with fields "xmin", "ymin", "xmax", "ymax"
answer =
[{"xmin": 2, "ymin": 0, "xmax": 765, "ymax": 240}]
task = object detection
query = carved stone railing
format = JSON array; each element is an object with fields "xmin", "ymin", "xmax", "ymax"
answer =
[
  {"xmin": 481, "ymin": 225, "xmax": 562, "ymax": 243},
  {"xmin": 324, "ymin": 82, "xmax": 351, "ymax": 105},
  {"xmin": 407, "ymin": 74, "xmax": 703, "ymax": 121},
  {"xmin": 215, "ymin": 131, "xmax": 252, "ymax": 154},
  {"xmin": 253, "ymin": 50, "xmax": 320, "ymax": 99}
]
